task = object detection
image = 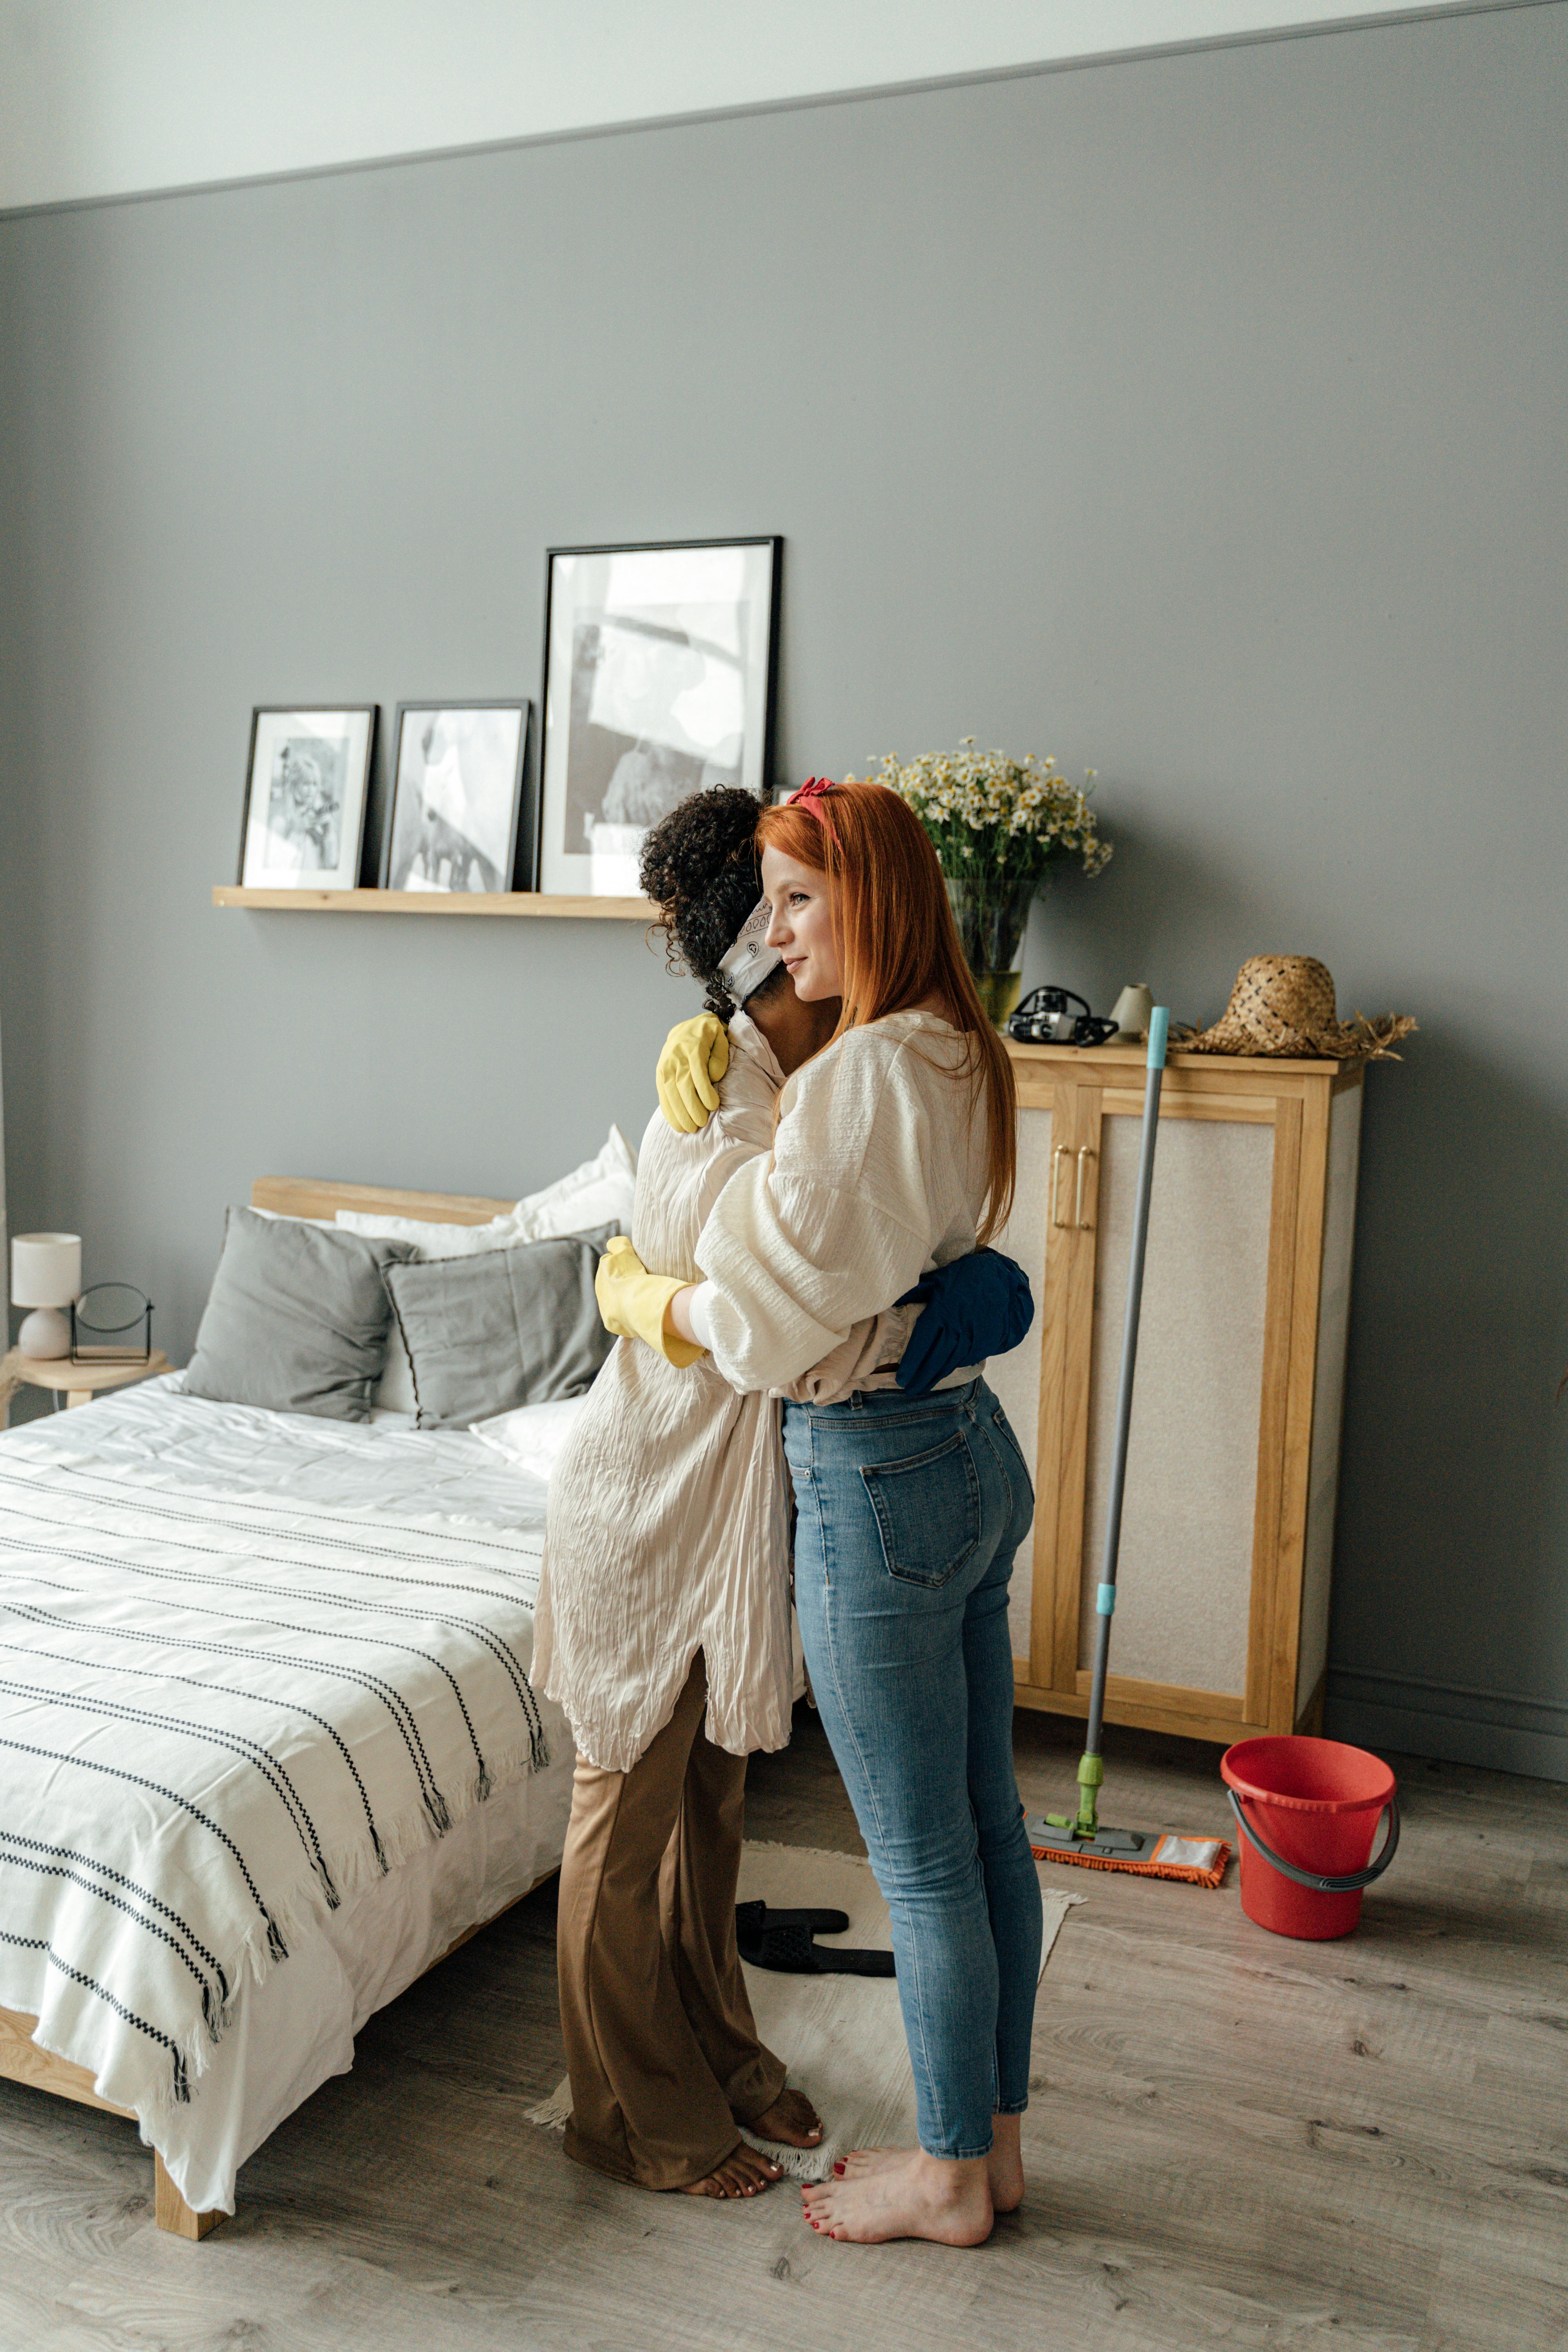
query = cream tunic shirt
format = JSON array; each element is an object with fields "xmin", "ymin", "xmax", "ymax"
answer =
[
  {"xmin": 533, "ymin": 1013, "xmax": 908, "ymax": 1775},
  {"xmin": 693, "ymin": 1011, "xmax": 993, "ymax": 1397}
]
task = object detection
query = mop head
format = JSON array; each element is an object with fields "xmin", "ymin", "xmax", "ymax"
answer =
[{"xmin": 1031, "ymin": 1830, "xmax": 1231, "ymax": 1887}]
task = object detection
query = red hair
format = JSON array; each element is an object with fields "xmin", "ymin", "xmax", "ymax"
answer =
[{"xmin": 757, "ymin": 781, "xmax": 1017, "ymax": 1241}]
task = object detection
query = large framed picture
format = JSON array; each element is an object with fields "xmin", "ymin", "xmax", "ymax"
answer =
[
  {"xmin": 238, "ymin": 706, "xmax": 376, "ymax": 889},
  {"xmin": 382, "ymin": 701, "xmax": 531, "ymax": 894},
  {"xmin": 537, "ymin": 537, "xmax": 780, "ymax": 897}
]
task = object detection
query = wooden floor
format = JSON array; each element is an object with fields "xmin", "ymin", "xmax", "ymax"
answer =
[{"xmin": 2, "ymin": 1707, "xmax": 1563, "ymax": 2352}]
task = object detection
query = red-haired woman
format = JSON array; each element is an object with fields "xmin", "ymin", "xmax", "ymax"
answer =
[{"xmin": 598, "ymin": 781, "xmax": 1044, "ymax": 2247}]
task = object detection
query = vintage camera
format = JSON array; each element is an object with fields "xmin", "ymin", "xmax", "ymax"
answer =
[{"xmin": 1006, "ymin": 986, "xmax": 1120, "ymax": 1049}]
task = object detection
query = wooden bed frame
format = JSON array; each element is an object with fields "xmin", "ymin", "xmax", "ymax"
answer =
[{"xmin": 0, "ymin": 1174, "xmax": 555, "ymax": 2239}]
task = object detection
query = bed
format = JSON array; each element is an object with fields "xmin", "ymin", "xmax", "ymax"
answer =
[{"xmin": 0, "ymin": 1177, "xmax": 579, "ymax": 2238}]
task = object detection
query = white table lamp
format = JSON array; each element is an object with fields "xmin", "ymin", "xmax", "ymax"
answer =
[{"xmin": 12, "ymin": 1233, "xmax": 83, "ymax": 1360}]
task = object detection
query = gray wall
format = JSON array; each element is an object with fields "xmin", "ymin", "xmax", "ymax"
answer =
[{"xmin": 2, "ymin": 7, "xmax": 1564, "ymax": 1774}]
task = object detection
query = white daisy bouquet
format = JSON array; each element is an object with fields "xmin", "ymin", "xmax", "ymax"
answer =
[
  {"xmin": 846, "ymin": 739, "xmax": 1112, "ymax": 892},
  {"xmin": 844, "ymin": 741, "xmax": 1112, "ymax": 1020}
]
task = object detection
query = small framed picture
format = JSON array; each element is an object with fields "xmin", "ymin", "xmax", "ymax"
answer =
[
  {"xmin": 537, "ymin": 537, "xmax": 780, "ymax": 896},
  {"xmin": 382, "ymin": 701, "xmax": 532, "ymax": 894},
  {"xmin": 239, "ymin": 707, "xmax": 376, "ymax": 888}
]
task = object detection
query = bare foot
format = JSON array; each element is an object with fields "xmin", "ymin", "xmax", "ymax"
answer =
[
  {"xmin": 801, "ymin": 2148, "xmax": 993, "ymax": 2245},
  {"xmin": 745, "ymin": 2087, "xmax": 824, "ymax": 2149},
  {"xmin": 681, "ymin": 2143, "xmax": 783, "ymax": 2199},
  {"xmin": 833, "ymin": 2114, "xmax": 1024, "ymax": 2215}
]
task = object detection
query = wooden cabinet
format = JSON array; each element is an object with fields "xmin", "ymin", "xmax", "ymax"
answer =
[{"xmin": 990, "ymin": 1040, "xmax": 1365, "ymax": 1746}]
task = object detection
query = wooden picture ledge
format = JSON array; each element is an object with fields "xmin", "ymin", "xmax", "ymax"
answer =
[{"xmin": 212, "ymin": 886, "xmax": 657, "ymax": 919}]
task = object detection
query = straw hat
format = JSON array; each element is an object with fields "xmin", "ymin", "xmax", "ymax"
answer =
[{"xmin": 1177, "ymin": 955, "xmax": 1416, "ymax": 1062}]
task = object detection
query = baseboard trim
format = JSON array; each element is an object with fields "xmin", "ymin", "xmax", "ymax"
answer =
[{"xmin": 1325, "ymin": 1668, "xmax": 1568, "ymax": 1783}]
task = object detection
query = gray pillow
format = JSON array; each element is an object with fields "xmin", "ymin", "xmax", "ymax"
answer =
[
  {"xmin": 384, "ymin": 1224, "xmax": 617, "ymax": 1430},
  {"xmin": 185, "ymin": 1206, "xmax": 416, "ymax": 1422}
]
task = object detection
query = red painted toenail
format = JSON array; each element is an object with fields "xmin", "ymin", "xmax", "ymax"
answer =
[{"xmin": 833, "ymin": 2161, "xmax": 845, "ymax": 2176}]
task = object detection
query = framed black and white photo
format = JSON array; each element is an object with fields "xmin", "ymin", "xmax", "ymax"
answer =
[
  {"xmin": 537, "ymin": 537, "xmax": 780, "ymax": 896},
  {"xmin": 382, "ymin": 701, "xmax": 531, "ymax": 894},
  {"xmin": 238, "ymin": 706, "xmax": 376, "ymax": 889}
]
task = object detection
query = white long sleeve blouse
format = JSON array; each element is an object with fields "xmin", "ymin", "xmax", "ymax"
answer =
[{"xmin": 692, "ymin": 1011, "xmax": 994, "ymax": 1397}]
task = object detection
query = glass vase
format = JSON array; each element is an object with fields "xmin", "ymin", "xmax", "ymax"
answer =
[{"xmin": 945, "ymin": 877, "xmax": 1036, "ymax": 1027}]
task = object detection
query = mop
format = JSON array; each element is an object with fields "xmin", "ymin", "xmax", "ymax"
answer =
[{"xmin": 1025, "ymin": 1007, "xmax": 1232, "ymax": 1889}]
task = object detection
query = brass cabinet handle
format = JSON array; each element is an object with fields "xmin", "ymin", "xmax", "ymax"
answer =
[
  {"xmin": 1051, "ymin": 1145, "xmax": 1071, "ymax": 1227},
  {"xmin": 1076, "ymin": 1146, "xmax": 1097, "ymax": 1229}
]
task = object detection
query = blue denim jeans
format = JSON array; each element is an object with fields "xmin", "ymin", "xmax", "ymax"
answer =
[{"xmin": 784, "ymin": 1377, "xmax": 1043, "ymax": 2160}]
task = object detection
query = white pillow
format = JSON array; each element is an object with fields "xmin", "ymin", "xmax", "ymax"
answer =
[
  {"xmin": 469, "ymin": 1396, "xmax": 588, "ymax": 1483},
  {"xmin": 336, "ymin": 1127, "xmax": 638, "ymax": 1257},
  {"xmin": 335, "ymin": 1208, "xmax": 515, "ymax": 1256},
  {"xmin": 508, "ymin": 1126, "xmax": 638, "ymax": 1242},
  {"xmin": 376, "ymin": 1326, "xmax": 419, "ymax": 1415}
]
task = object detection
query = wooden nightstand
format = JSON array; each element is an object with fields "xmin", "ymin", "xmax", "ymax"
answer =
[{"xmin": 0, "ymin": 1347, "xmax": 171, "ymax": 1428}]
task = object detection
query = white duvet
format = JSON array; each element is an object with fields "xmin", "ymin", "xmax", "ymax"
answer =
[{"xmin": 0, "ymin": 1379, "xmax": 575, "ymax": 2212}]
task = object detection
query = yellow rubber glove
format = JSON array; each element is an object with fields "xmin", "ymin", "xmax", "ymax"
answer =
[
  {"xmin": 594, "ymin": 1236, "xmax": 707, "ymax": 1368},
  {"xmin": 656, "ymin": 1014, "xmax": 730, "ymax": 1134}
]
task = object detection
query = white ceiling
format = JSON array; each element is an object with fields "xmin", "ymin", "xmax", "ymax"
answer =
[{"xmin": 0, "ymin": 0, "xmax": 1498, "ymax": 213}]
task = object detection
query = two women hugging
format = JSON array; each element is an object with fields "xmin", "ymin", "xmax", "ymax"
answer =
[{"xmin": 534, "ymin": 778, "xmax": 1040, "ymax": 2248}]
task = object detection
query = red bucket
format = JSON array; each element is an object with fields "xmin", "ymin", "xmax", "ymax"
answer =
[{"xmin": 1220, "ymin": 1737, "xmax": 1399, "ymax": 1940}]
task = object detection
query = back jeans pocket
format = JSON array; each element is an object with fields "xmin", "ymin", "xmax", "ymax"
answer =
[{"xmin": 859, "ymin": 1430, "xmax": 982, "ymax": 1588}]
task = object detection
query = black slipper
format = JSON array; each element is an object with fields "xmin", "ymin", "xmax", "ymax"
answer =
[
  {"xmin": 735, "ymin": 1899, "xmax": 851, "ymax": 1943},
  {"xmin": 736, "ymin": 1915, "xmax": 895, "ymax": 1978}
]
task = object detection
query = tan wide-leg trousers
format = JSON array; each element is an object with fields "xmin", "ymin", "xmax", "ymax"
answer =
[{"xmin": 557, "ymin": 1652, "xmax": 786, "ymax": 2190}]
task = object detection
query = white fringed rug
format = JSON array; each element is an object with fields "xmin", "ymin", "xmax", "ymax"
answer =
[{"xmin": 528, "ymin": 1842, "xmax": 1084, "ymax": 2182}]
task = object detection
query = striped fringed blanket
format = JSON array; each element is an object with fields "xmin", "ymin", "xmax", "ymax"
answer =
[{"xmin": 0, "ymin": 1445, "xmax": 548, "ymax": 2118}]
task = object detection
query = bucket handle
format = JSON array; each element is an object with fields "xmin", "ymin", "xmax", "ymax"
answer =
[{"xmin": 1227, "ymin": 1788, "xmax": 1400, "ymax": 1894}]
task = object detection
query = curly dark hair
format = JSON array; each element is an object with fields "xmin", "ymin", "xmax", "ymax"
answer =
[{"xmin": 639, "ymin": 786, "xmax": 775, "ymax": 1019}]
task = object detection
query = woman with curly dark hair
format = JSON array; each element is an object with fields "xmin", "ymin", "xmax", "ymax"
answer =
[{"xmin": 535, "ymin": 785, "xmax": 848, "ymax": 2202}]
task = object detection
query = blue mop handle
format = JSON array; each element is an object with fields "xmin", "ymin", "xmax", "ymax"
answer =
[{"xmin": 1082, "ymin": 1005, "xmax": 1169, "ymax": 1764}]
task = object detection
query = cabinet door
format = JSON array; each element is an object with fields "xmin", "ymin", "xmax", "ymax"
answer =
[
  {"xmin": 1071, "ymin": 1080, "xmax": 1276, "ymax": 1729},
  {"xmin": 991, "ymin": 1072, "xmax": 1106, "ymax": 1692}
]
